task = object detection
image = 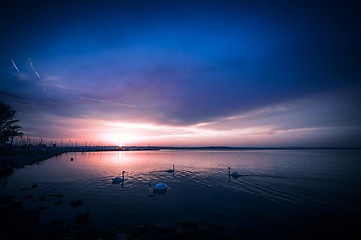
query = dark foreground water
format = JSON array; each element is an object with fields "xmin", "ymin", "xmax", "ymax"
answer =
[{"xmin": 1, "ymin": 150, "xmax": 361, "ymax": 239}]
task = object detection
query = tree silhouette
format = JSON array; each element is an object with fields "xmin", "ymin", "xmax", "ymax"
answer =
[{"xmin": 0, "ymin": 102, "xmax": 23, "ymax": 147}]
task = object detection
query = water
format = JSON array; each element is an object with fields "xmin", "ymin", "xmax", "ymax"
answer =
[{"xmin": 1, "ymin": 150, "xmax": 361, "ymax": 238}]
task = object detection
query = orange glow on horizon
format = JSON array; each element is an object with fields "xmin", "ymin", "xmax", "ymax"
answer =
[{"xmin": 100, "ymin": 133, "xmax": 140, "ymax": 146}]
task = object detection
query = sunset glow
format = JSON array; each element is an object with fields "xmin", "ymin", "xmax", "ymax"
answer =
[{"xmin": 1, "ymin": 1, "xmax": 360, "ymax": 147}]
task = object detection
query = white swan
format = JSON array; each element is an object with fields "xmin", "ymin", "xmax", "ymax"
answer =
[
  {"xmin": 112, "ymin": 171, "xmax": 125, "ymax": 184},
  {"xmin": 150, "ymin": 181, "xmax": 168, "ymax": 191},
  {"xmin": 165, "ymin": 165, "xmax": 175, "ymax": 173},
  {"xmin": 228, "ymin": 167, "xmax": 241, "ymax": 178}
]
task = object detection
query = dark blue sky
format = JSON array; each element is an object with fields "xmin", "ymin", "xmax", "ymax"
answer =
[{"xmin": 1, "ymin": 0, "xmax": 360, "ymax": 146}]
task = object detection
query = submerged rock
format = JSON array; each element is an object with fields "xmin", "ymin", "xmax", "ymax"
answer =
[
  {"xmin": 39, "ymin": 195, "xmax": 46, "ymax": 201},
  {"xmin": 136, "ymin": 224, "xmax": 148, "ymax": 233},
  {"xmin": 50, "ymin": 219, "xmax": 67, "ymax": 225},
  {"xmin": 39, "ymin": 206, "xmax": 48, "ymax": 210},
  {"xmin": 0, "ymin": 195, "xmax": 22, "ymax": 213},
  {"xmin": 181, "ymin": 219, "xmax": 198, "ymax": 229},
  {"xmin": 155, "ymin": 224, "xmax": 167, "ymax": 233},
  {"xmin": 0, "ymin": 207, "xmax": 44, "ymax": 239},
  {"xmin": 49, "ymin": 194, "xmax": 64, "ymax": 198},
  {"xmin": 75, "ymin": 211, "xmax": 89, "ymax": 224},
  {"xmin": 1, "ymin": 195, "xmax": 15, "ymax": 204},
  {"xmin": 50, "ymin": 219, "xmax": 70, "ymax": 235},
  {"xmin": 176, "ymin": 227, "xmax": 185, "ymax": 236},
  {"xmin": 115, "ymin": 233, "xmax": 128, "ymax": 240},
  {"xmin": 23, "ymin": 194, "xmax": 34, "ymax": 200},
  {"xmin": 54, "ymin": 200, "xmax": 63, "ymax": 205},
  {"xmin": 70, "ymin": 200, "xmax": 83, "ymax": 208}
]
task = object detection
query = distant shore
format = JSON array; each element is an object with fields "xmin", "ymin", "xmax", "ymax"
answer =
[{"xmin": 156, "ymin": 146, "xmax": 361, "ymax": 151}]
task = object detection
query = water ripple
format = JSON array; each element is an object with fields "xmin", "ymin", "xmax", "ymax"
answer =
[{"xmin": 2, "ymin": 150, "xmax": 361, "ymax": 233}]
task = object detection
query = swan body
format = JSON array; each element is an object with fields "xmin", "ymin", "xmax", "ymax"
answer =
[
  {"xmin": 112, "ymin": 171, "xmax": 125, "ymax": 184},
  {"xmin": 228, "ymin": 167, "xmax": 241, "ymax": 178},
  {"xmin": 165, "ymin": 165, "xmax": 175, "ymax": 173},
  {"xmin": 148, "ymin": 181, "xmax": 168, "ymax": 197},
  {"xmin": 152, "ymin": 182, "xmax": 168, "ymax": 191}
]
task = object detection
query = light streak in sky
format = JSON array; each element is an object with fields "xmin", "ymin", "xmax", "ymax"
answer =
[
  {"xmin": 27, "ymin": 57, "xmax": 49, "ymax": 96},
  {"xmin": 10, "ymin": 58, "xmax": 19, "ymax": 72},
  {"xmin": 28, "ymin": 57, "xmax": 40, "ymax": 78}
]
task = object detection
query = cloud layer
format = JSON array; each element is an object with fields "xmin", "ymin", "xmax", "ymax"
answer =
[{"xmin": 1, "ymin": 0, "xmax": 360, "ymax": 146}]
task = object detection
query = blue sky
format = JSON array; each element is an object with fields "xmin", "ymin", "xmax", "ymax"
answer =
[{"xmin": 1, "ymin": 0, "xmax": 360, "ymax": 147}]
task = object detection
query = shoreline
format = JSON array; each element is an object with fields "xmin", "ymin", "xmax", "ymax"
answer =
[
  {"xmin": 0, "ymin": 148, "xmax": 68, "ymax": 178},
  {"xmin": 0, "ymin": 146, "xmax": 162, "ymax": 178}
]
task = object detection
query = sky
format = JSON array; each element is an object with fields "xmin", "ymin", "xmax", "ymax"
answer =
[{"xmin": 1, "ymin": 0, "xmax": 360, "ymax": 147}]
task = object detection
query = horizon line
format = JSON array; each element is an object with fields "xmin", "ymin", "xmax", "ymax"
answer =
[{"xmin": 50, "ymin": 145, "xmax": 361, "ymax": 150}]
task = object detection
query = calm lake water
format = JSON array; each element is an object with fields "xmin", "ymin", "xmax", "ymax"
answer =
[{"xmin": 2, "ymin": 150, "xmax": 361, "ymax": 239}]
